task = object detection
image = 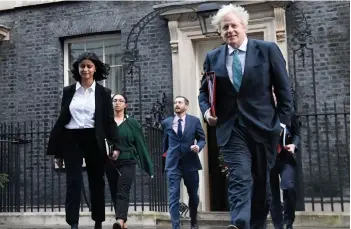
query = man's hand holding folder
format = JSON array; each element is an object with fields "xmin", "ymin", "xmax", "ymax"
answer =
[{"xmin": 205, "ymin": 72, "xmax": 218, "ymax": 126}]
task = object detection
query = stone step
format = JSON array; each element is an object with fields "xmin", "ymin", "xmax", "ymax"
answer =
[{"xmin": 0, "ymin": 211, "xmax": 348, "ymax": 228}]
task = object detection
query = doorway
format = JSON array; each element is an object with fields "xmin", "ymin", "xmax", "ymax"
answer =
[{"xmin": 195, "ymin": 38, "xmax": 229, "ymax": 211}]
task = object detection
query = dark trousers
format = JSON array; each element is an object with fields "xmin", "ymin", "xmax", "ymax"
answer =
[
  {"xmin": 220, "ymin": 123, "xmax": 278, "ymax": 229},
  {"xmin": 167, "ymin": 166, "xmax": 199, "ymax": 229},
  {"xmin": 270, "ymin": 156, "xmax": 296, "ymax": 229},
  {"xmin": 105, "ymin": 159, "xmax": 136, "ymax": 223},
  {"xmin": 62, "ymin": 128, "xmax": 105, "ymax": 226}
]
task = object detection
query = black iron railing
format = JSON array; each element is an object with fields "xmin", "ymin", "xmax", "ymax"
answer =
[
  {"xmin": 0, "ymin": 121, "xmax": 168, "ymax": 213},
  {"xmin": 0, "ymin": 102, "xmax": 349, "ymax": 213},
  {"xmin": 295, "ymin": 101, "xmax": 350, "ymax": 212}
]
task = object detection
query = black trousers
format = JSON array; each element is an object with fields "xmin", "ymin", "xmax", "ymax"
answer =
[
  {"xmin": 105, "ymin": 159, "xmax": 136, "ymax": 223},
  {"xmin": 62, "ymin": 128, "xmax": 105, "ymax": 225},
  {"xmin": 270, "ymin": 155, "xmax": 296, "ymax": 229}
]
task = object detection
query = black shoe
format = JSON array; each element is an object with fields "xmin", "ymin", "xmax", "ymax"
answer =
[
  {"xmin": 227, "ymin": 225, "xmax": 238, "ymax": 229},
  {"xmin": 71, "ymin": 224, "xmax": 78, "ymax": 229},
  {"xmin": 286, "ymin": 224, "xmax": 293, "ymax": 229},
  {"xmin": 191, "ymin": 224, "xmax": 199, "ymax": 229},
  {"xmin": 94, "ymin": 222, "xmax": 102, "ymax": 229},
  {"xmin": 113, "ymin": 222, "xmax": 122, "ymax": 229}
]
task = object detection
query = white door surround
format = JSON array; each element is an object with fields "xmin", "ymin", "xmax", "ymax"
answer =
[{"xmin": 155, "ymin": 1, "xmax": 288, "ymax": 212}]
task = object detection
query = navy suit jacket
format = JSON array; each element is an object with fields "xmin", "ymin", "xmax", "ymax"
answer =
[
  {"xmin": 161, "ymin": 115, "xmax": 206, "ymax": 173},
  {"xmin": 279, "ymin": 113, "xmax": 301, "ymax": 165},
  {"xmin": 198, "ymin": 39, "xmax": 293, "ymax": 150}
]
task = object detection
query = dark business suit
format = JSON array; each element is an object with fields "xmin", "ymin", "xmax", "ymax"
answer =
[
  {"xmin": 270, "ymin": 114, "xmax": 300, "ymax": 229},
  {"xmin": 162, "ymin": 115, "xmax": 206, "ymax": 229},
  {"xmin": 198, "ymin": 39, "xmax": 293, "ymax": 229},
  {"xmin": 47, "ymin": 83, "xmax": 120, "ymax": 225}
]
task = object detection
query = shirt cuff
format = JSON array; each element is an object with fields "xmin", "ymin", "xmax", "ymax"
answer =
[{"xmin": 204, "ymin": 108, "xmax": 211, "ymax": 121}]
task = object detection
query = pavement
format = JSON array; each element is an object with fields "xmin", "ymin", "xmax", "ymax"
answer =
[{"xmin": 0, "ymin": 226, "xmax": 348, "ymax": 229}]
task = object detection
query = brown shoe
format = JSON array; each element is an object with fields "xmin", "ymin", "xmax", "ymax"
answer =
[{"xmin": 113, "ymin": 222, "xmax": 122, "ymax": 229}]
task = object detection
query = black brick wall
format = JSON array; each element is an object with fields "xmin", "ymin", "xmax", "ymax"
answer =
[
  {"xmin": 286, "ymin": 1, "xmax": 350, "ymax": 200},
  {"xmin": 0, "ymin": 0, "xmax": 349, "ymax": 210},
  {"xmin": 0, "ymin": 1, "xmax": 172, "ymax": 208},
  {"xmin": 0, "ymin": 1, "xmax": 172, "ymax": 123}
]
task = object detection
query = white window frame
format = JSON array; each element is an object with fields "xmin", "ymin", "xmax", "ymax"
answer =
[{"xmin": 63, "ymin": 33, "xmax": 122, "ymax": 87}]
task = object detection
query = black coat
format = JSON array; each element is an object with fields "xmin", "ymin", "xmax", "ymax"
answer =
[{"xmin": 46, "ymin": 83, "xmax": 120, "ymax": 158}]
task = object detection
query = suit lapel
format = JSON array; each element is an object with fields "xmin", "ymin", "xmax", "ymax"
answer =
[
  {"xmin": 168, "ymin": 116, "xmax": 178, "ymax": 137},
  {"xmin": 214, "ymin": 44, "xmax": 229, "ymax": 77},
  {"xmin": 95, "ymin": 83, "xmax": 104, "ymax": 124},
  {"xmin": 241, "ymin": 39, "xmax": 262, "ymax": 91},
  {"xmin": 214, "ymin": 44, "xmax": 236, "ymax": 93},
  {"xmin": 182, "ymin": 115, "xmax": 191, "ymax": 139},
  {"xmin": 61, "ymin": 84, "xmax": 75, "ymax": 120}
]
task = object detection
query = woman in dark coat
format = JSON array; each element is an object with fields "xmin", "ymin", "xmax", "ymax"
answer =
[
  {"xmin": 105, "ymin": 94, "xmax": 154, "ymax": 229},
  {"xmin": 47, "ymin": 51, "xmax": 120, "ymax": 229}
]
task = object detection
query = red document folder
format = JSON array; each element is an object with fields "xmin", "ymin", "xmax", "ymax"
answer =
[{"xmin": 206, "ymin": 71, "xmax": 217, "ymax": 117}]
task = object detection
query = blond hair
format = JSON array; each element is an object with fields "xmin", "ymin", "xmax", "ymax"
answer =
[{"xmin": 211, "ymin": 4, "xmax": 249, "ymax": 31}]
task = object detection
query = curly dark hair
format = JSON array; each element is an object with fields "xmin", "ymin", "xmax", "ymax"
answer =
[{"xmin": 70, "ymin": 51, "xmax": 110, "ymax": 82}]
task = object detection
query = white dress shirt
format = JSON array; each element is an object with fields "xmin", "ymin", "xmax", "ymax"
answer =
[
  {"xmin": 65, "ymin": 81, "xmax": 96, "ymax": 129},
  {"xmin": 226, "ymin": 37, "xmax": 248, "ymax": 84}
]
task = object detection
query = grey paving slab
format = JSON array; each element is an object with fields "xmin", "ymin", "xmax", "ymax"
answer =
[{"xmin": 0, "ymin": 226, "xmax": 347, "ymax": 229}]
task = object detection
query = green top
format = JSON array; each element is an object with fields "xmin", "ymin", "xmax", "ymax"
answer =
[{"xmin": 117, "ymin": 116, "xmax": 154, "ymax": 177}]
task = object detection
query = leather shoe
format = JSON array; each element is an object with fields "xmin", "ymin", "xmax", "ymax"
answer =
[
  {"xmin": 94, "ymin": 222, "xmax": 102, "ymax": 229},
  {"xmin": 191, "ymin": 224, "xmax": 199, "ymax": 229},
  {"xmin": 113, "ymin": 222, "xmax": 122, "ymax": 229},
  {"xmin": 71, "ymin": 224, "xmax": 78, "ymax": 229},
  {"xmin": 227, "ymin": 225, "xmax": 238, "ymax": 229}
]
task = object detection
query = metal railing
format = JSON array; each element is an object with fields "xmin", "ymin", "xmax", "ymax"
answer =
[
  {"xmin": 0, "ymin": 121, "xmax": 168, "ymax": 212},
  {"xmin": 295, "ymin": 101, "xmax": 350, "ymax": 212},
  {"xmin": 0, "ymin": 101, "xmax": 349, "ymax": 213}
]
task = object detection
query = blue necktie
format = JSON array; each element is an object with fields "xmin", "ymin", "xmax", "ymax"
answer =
[
  {"xmin": 177, "ymin": 119, "xmax": 183, "ymax": 138},
  {"xmin": 232, "ymin": 49, "xmax": 243, "ymax": 92}
]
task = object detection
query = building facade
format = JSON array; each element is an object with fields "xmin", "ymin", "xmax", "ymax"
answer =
[{"xmin": 0, "ymin": 1, "xmax": 349, "ymax": 213}]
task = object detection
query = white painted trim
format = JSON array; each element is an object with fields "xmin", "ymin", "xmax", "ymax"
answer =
[
  {"xmin": 63, "ymin": 34, "xmax": 121, "ymax": 87},
  {"xmin": 0, "ymin": 0, "xmax": 65, "ymax": 11},
  {"xmin": 0, "ymin": 25, "xmax": 10, "ymax": 41}
]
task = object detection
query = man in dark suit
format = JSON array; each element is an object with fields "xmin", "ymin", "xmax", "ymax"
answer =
[
  {"xmin": 162, "ymin": 96, "xmax": 206, "ymax": 229},
  {"xmin": 198, "ymin": 4, "xmax": 293, "ymax": 229},
  {"xmin": 270, "ymin": 90, "xmax": 300, "ymax": 229}
]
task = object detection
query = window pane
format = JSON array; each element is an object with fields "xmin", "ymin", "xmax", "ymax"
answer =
[
  {"xmin": 67, "ymin": 69, "xmax": 75, "ymax": 85},
  {"xmin": 69, "ymin": 43, "xmax": 85, "ymax": 66},
  {"xmin": 104, "ymin": 38, "xmax": 122, "ymax": 66},
  {"xmin": 106, "ymin": 66, "xmax": 123, "ymax": 95},
  {"xmin": 86, "ymin": 40, "xmax": 103, "ymax": 60}
]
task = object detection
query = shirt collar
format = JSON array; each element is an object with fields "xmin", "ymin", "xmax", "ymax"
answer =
[
  {"xmin": 76, "ymin": 81, "xmax": 96, "ymax": 92},
  {"xmin": 228, "ymin": 37, "xmax": 248, "ymax": 55},
  {"xmin": 174, "ymin": 114, "xmax": 186, "ymax": 122}
]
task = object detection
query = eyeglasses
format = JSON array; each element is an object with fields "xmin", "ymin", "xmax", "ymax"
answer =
[{"xmin": 113, "ymin": 99, "xmax": 125, "ymax": 103}]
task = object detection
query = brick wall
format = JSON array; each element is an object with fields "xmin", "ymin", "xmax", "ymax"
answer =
[
  {"xmin": 0, "ymin": 1, "xmax": 172, "ymax": 208},
  {"xmin": 0, "ymin": 1, "xmax": 172, "ymax": 123},
  {"xmin": 286, "ymin": 1, "xmax": 350, "ymax": 201}
]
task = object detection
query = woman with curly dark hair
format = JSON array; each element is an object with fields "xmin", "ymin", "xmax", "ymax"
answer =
[{"xmin": 47, "ymin": 51, "xmax": 121, "ymax": 229}]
